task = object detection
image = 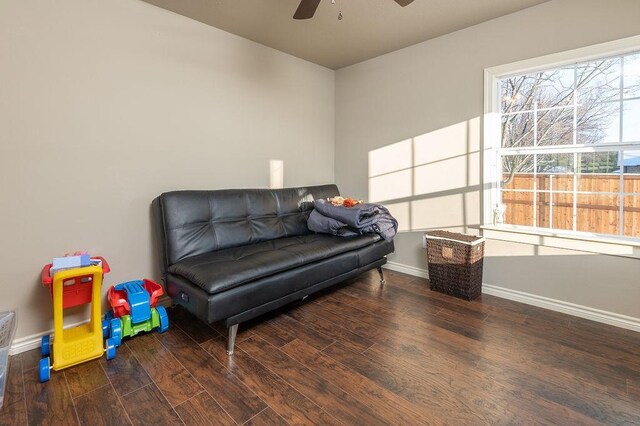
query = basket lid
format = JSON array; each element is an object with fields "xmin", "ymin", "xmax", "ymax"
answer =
[{"xmin": 425, "ymin": 230, "xmax": 485, "ymax": 245}]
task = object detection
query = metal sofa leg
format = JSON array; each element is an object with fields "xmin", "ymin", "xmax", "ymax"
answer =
[
  {"xmin": 227, "ymin": 323, "xmax": 238, "ymax": 355},
  {"xmin": 376, "ymin": 266, "xmax": 385, "ymax": 286}
]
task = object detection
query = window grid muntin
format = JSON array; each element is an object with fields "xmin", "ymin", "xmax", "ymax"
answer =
[{"xmin": 498, "ymin": 50, "xmax": 640, "ymax": 238}]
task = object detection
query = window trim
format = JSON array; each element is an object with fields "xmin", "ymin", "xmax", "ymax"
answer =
[
  {"xmin": 482, "ymin": 35, "xmax": 640, "ymax": 258},
  {"xmin": 481, "ymin": 224, "xmax": 640, "ymax": 259}
]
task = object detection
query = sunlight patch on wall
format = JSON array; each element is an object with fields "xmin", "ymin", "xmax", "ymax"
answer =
[
  {"xmin": 368, "ymin": 118, "xmax": 481, "ymax": 232},
  {"xmin": 414, "ymin": 155, "xmax": 468, "ymax": 195},
  {"xmin": 411, "ymin": 195, "xmax": 465, "ymax": 230},
  {"xmin": 465, "ymin": 190, "xmax": 481, "ymax": 227},
  {"xmin": 484, "ymin": 237, "xmax": 600, "ymax": 257},
  {"xmin": 368, "ymin": 139, "xmax": 412, "ymax": 176},
  {"xmin": 368, "ymin": 169, "xmax": 412, "ymax": 203},
  {"xmin": 414, "ymin": 122, "xmax": 468, "ymax": 165},
  {"xmin": 270, "ymin": 159, "xmax": 284, "ymax": 189},
  {"xmin": 384, "ymin": 202, "xmax": 411, "ymax": 232},
  {"xmin": 467, "ymin": 151, "xmax": 480, "ymax": 186}
]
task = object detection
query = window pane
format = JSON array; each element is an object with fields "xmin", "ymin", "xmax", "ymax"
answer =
[
  {"xmin": 496, "ymin": 54, "xmax": 640, "ymax": 240},
  {"xmin": 500, "ymin": 76, "xmax": 537, "ymax": 113},
  {"xmin": 536, "ymin": 153, "xmax": 574, "ymax": 174},
  {"xmin": 536, "ymin": 192, "xmax": 574, "ymax": 231},
  {"xmin": 551, "ymin": 192, "xmax": 574, "ymax": 230},
  {"xmin": 536, "ymin": 191, "xmax": 550, "ymax": 228},
  {"xmin": 537, "ymin": 107, "xmax": 574, "ymax": 146},
  {"xmin": 576, "ymin": 57, "xmax": 621, "ymax": 103},
  {"xmin": 623, "ymin": 52, "xmax": 640, "ymax": 99},
  {"xmin": 502, "ymin": 155, "xmax": 534, "ymax": 189},
  {"xmin": 501, "ymin": 113, "xmax": 534, "ymax": 148},
  {"xmin": 577, "ymin": 151, "xmax": 619, "ymax": 175},
  {"xmin": 502, "ymin": 174, "xmax": 534, "ymax": 191},
  {"xmin": 576, "ymin": 194, "xmax": 619, "ymax": 235},
  {"xmin": 501, "ymin": 191, "xmax": 533, "ymax": 227},
  {"xmin": 535, "ymin": 67, "xmax": 575, "ymax": 108},
  {"xmin": 623, "ymin": 196, "xmax": 640, "ymax": 238},
  {"xmin": 576, "ymin": 55, "xmax": 621, "ymax": 144},
  {"xmin": 622, "ymin": 99, "xmax": 640, "ymax": 142},
  {"xmin": 577, "ymin": 102, "xmax": 620, "ymax": 144},
  {"xmin": 622, "ymin": 150, "xmax": 640, "ymax": 192},
  {"xmin": 537, "ymin": 173, "xmax": 574, "ymax": 193}
]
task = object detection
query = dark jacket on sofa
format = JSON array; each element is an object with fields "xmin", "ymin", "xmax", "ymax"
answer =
[{"xmin": 308, "ymin": 199, "xmax": 398, "ymax": 241}]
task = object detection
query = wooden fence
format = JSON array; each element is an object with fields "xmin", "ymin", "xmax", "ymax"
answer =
[{"xmin": 501, "ymin": 173, "xmax": 640, "ymax": 237}]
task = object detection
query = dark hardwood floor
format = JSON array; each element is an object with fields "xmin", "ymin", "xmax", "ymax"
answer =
[{"xmin": 2, "ymin": 269, "xmax": 640, "ymax": 425}]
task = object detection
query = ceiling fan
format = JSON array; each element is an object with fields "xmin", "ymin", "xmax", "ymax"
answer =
[{"xmin": 293, "ymin": 0, "xmax": 415, "ymax": 20}]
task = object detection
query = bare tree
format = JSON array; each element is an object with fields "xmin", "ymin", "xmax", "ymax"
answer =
[{"xmin": 500, "ymin": 58, "xmax": 632, "ymax": 184}]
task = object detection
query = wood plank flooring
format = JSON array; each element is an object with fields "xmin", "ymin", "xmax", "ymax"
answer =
[{"xmin": 2, "ymin": 269, "xmax": 640, "ymax": 425}]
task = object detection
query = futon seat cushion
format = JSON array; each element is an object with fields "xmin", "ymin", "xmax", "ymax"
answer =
[{"xmin": 168, "ymin": 233, "xmax": 381, "ymax": 295}]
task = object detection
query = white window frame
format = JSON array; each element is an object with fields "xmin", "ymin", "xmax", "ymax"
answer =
[{"xmin": 482, "ymin": 35, "xmax": 640, "ymax": 259}]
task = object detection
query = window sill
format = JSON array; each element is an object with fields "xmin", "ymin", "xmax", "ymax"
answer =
[{"xmin": 480, "ymin": 225, "xmax": 640, "ymax": 259}]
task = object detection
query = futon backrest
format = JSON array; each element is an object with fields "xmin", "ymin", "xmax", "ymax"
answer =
[{"xmin": 152, "ymin": 184, "xmax": 339, "ymax": 275}]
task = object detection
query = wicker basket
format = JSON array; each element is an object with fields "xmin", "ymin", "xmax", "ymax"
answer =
[{"xmin": 425, "ymin": 231, "xmax": 485, "ymax": 301}]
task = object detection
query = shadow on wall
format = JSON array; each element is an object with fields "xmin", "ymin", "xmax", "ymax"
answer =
[{"xmin": 368, "ymin": 118, "xmax": 482, "ymax": 234}]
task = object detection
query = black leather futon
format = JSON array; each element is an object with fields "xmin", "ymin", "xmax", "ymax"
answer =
[{"xmin": 152, "ymin": 184, "xmax": 394, "ymax": 354}]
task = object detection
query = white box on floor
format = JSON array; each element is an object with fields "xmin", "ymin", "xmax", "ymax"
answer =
[{"xmin": 0, "ymin": 311, "xmax": 16, "ymax": 410}]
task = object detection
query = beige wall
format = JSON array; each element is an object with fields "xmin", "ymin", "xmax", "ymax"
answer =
[
  {"xmin": 0, "ymin": 0, "xmax": 335, "ymax": 340},
  {"xmin": 2, "ymin": 0, "xmax": 639, "ymax": 342},
  {"xmin": 335, "ymin": 0, "xmax": 640, "ymax": 318}
]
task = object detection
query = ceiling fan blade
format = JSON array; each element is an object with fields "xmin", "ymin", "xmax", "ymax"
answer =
[
  {"xmin": 293, "ymin": 0, "xmax": 321, "ymax": 19},
  {"xmin": 393, "ymin": 0, "xmax": 415, "ymax": 6}
]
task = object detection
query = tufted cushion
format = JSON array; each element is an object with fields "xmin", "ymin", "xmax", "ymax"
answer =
[
  {"xmin": 153, "ymin": 185, "xmax": 339, "ymax": 268},
  {"xmin": 168, "ymin": 233, "xmax": 381, "ymax": 295}
]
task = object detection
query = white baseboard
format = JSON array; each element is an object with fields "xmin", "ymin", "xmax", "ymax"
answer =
[
  {"xmin": 10, "ymin": 297, "xmax": 175, "ymax": 356},
  {"xmin": 482, "ymin": 284, "xmax": 640, "ymax": 333},
  {"xmin": 382, "ymin": 262, "xmax": 640, "ymax": 333},
  {"xmin": 12, "ymin": 265, "xmax": 638, "ymax": 355},
  {"xmin": 383, "ymin": 261, "xmax": 429, "ymax": 279},
  {"xmin": 9, "ymin": 319, "xmax": 89, "ymax": 356},
  {"xmin": 11, "ymin": 334, "xmax": 48, "ymax": 356}
]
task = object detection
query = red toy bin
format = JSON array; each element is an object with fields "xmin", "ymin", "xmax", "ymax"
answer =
[
  {"xmin": 41, "ymin": 257, "xmax": 110, "ymax": 309},
  {"xmin": 107, "ymin": 286, "xmax": 130, "ymax": 318},
  {"xmin": 143, "ymin": 279, "xmax": 164, "ymax": 308},
  {"xmin": 107, "ymin": 279, "xmax": 164, "ymax": 318}
]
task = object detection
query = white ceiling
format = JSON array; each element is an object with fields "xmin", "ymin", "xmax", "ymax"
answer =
[{"xmin": 141, "ymin": 0, "xmax": 551, "ymax": 69}]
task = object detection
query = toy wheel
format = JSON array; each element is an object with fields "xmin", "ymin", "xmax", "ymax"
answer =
[
  {"xmin": 39, "ymin": 357, "xmax": 51, "ymax": 382},
  {"xmin": 156, "ymin": 305, "xmax": 169, "ymax": 333},
  {"xmin": 101, "ymin": 319, "xmax": 110, "ymax": 339},
  {"xmin": 109, "ymin": 318, "xmax": 122, "ymax": 347},
  {"xmin": 105, "ymin": 338, "xmax": 116, "ymax": 360},
  {"xmin": 41, "ymin": 335, "xmax": 51, "ymax": 357}
]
